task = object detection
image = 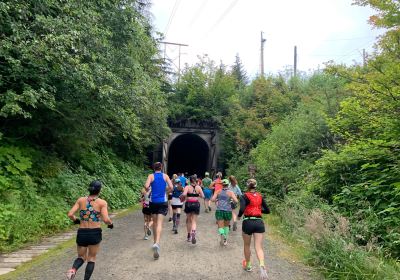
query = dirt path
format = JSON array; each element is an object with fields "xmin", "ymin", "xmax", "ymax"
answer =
[{"xmin": 2, "ymin": 208, "xmax": 321, "ymax": 280}]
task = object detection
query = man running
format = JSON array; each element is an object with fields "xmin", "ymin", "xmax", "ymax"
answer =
[
  {"xmin": 211, "ymin": 179, "xmax": 238, "ymax": 246},
  {"xmin": 202, "ymin": 172, "xmax": 213, "ymax": 212},
  {"xmin": 144, "ymin": 162, "xmax": 173, "ymax": 260}
]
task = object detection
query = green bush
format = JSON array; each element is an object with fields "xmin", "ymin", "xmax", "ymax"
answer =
[
  {"xmin": 0, "ymin": 144, "xmax": 146, "ymax": 252},
  {"xmin": 273, "ymin": 192, "xmax": 400, "ymax": 279}
]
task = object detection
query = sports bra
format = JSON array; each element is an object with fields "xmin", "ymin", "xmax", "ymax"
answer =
[
  {"xmin": 79, "ymin": 197, "xmax": 101, "ymax": 222},
  {"xmin": 187, "ymin": 185, "xmax": 199, "ymax": 197}
]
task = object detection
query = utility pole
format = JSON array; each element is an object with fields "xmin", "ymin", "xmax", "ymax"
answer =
[
  {"xmin": 362, "ymin": 48, "xmax": 366, "ymax": 67},
  {"xmin": 260, "ymin": 31, "xmax": 266, "ymax": 76},
  {"xmin": 160, "ymin": 41, "xmax": 188, "ymax": 80},
  {"xmin": 294, "ymin": 45, "xmax": 297, "ymax": 77}
]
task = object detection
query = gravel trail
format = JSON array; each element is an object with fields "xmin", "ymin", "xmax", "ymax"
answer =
[{"xmin": 5, "ymin": 207, "xmax": 321, "ymax": 280}]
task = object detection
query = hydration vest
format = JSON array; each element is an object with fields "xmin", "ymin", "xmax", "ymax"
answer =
[{"xmin": 243, "ymin": 191, "xmax": 263, "ymax": 217}]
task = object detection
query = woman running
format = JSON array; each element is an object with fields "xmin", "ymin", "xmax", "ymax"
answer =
[
  {"xmin": 171, "ymin": 178, "xmax": 184, "ymax": 234},
  {"xmin": 66, "ymin": 180, "xmax": 113, "ymax": 280},
  {"xmin": 238, "ymin": 179, "xmax": 270, "ymax": 280},
  {"xmin": 211, "ymin": 179, "xmax": 238, "ymax": 246},
  {"xmin": 228, "ymin": 175, "xmax": 243, "ymax": 231},
  {"xmin": 141, "ymin": 187, "xmax": 153, "ymax": 240},
  {"xmin": 209, "ymin": 172, "xmax": 223, "ymax": 194},
  {"xmin": 167, "ymin": 174, "xmax": 177, "ymax": 223},
  {"xmin": 181, "ymin": 175, "xmax": 204, "ymax": 244}
]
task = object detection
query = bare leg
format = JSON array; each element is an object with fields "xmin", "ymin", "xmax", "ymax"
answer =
[
  {"xmin": 253, "ymin": 233, "xmax": 265, "ymax": 265},
  {"xmin": 242, "ymin": 233, "xmax": 252, "ymax": 265},
  {"xmin": 186, "ymin": 213, "xmax": 192, "ymax": 234},
  {"xmin": 152, "ymin": 214, "xmax": 164, "ymax": 244},
  {"xmin": 191, "ymin": 214, "xmax": 197, "ymax": 231}
]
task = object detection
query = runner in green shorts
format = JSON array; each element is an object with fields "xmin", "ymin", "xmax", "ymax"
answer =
[{"xmin": 211, "ymin": 179, "xmax": 238, "ymax": 246}]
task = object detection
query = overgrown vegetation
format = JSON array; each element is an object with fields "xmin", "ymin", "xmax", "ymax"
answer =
[
  {"xmin": 0, "ymin": 1, "xmax": 167, "ymax": 252},
  {"xmin": 167, "ymin": 0, "xmax": 399, "ymax": 278}
]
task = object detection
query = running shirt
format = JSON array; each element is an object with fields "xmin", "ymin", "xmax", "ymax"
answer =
[
  {"xmin": 141, "ymin": 191, "xmax": 151, "ymax": 208},
  {"xmin": 216, "ymin": 188, "xmax": 232, "ymax": 212},
  {"xmin": 150, "ymin": 172, "xmax": 167, "ymax": 203},
  {"xmin": 202, "ymin": 177, "xmax": 212, "ymax": 188},
  {"xmin": 171, "ymin": 184, "xmax": 184, "ymax": 206},
  {"xmin": 214, "ymin": 178, "xmax": 223, "ymax": 192},
  {"xmin": 228, "ymin": 184, "xmax": 242, "ymax": 196},
  {"xmin": 179, "ymin": 175, "xmax": 187, "ymax": 187}
]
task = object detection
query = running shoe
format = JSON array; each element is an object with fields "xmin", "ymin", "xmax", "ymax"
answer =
[
  {"xmin": 191, "ymin": 232, "xmax": 196, "ymax": 244},
  {"xmin": 219, "ymin": 234, "xmax": 225, "ymax": 246},
  {"xmin": 208, "ymin": 206, "xmax": 212, "ymax": 211},
  {"xmin": 174, "ymin": 229, "xmax": 178, "ymax": 234},
  {"xmin": 223, "ymin": 238, "xmax": 228, "ymax": 246},
  {"xmin": 66, "ymin": 268, "xmax": 76, "ymax": 280},
  {"xmin": 242, "ymin": 260, "xmax": 253, "ymax": 272},
  {"xmin": 187, "ymin": 233, "xmax": 191, "ymax": 242},
  {"xmin": 232, "ymin": 221, "xmax": 237, "ymax": 231},
  {"xmin": 152, "ymin": 243, "xmax": 160, "ymax": 260},
  {"xmin": 259, "ymin": 266, "xmax": 269, "ymax": 279},
  {"xmin": 144, "ymin": 235, "xmax": 149, "ymax": 240},
  {"xmin": 146, "ymin": 226, "xmax": 152, "ymax": 236},
  {"xmin": 168, "ymin": 217, "xmax": 172, "ymax": 223}
]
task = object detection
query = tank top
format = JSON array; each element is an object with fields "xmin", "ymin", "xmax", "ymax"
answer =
[
  {"xmin": 172, "ymin": 185, "xmax": 183, "ymax": 198},
  {"xmin": 216, "ymin": 188, "xmax": 232, "ymax": 212},
  {"xmin": 214, "ymin": 178, "xmax": 223, "ymax": 192},
  {"xmin": 243, "ymin": 192, "xmax": 263, "ymax": 217},
  {"xmin": 150, "ymin": 172, "xmax": 167, "ymax": 203}
]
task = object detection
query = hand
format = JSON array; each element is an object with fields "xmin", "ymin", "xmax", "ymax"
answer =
[
  {"xmin": 73, "ymin": 219, "xmax": 81, "ymax": 225},
  {"xmin": 107, "ymin": 223, "xmax": 114, "ymax": 229}
]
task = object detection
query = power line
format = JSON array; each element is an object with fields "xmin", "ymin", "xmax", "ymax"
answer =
[
  {"xmin": 164, "ymin": 0, "xmax": 181, "ymax": 38},
  {"xmin": 206, "ymin": 0, "xmax": 239, "ymax": 35},
  {"xmin": 188, "ymin": 0, "xmax": 209, "ymax": 29}
]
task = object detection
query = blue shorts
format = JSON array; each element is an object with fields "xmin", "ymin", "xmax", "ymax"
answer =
[{"xmin": 203, "ymin": 188, "xmax": 212, "ymax": 199}]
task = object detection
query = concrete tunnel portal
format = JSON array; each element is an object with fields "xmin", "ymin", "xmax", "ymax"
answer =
[{"xmin": 167, "ymin": 134, "xmax": 209, "ymax": 177}]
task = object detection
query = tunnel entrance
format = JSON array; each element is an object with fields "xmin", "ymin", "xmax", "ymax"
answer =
[{"xmin": 167, "ymin": 134, "xmax": 209, "ymax": 177}]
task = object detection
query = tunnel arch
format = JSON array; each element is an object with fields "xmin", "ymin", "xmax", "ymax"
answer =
[{"xmin": 167, "ymin": 133, "xmax": 209, "ymax": 177}]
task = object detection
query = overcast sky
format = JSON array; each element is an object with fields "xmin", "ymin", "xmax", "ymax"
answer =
[{"xmin": 149, "ymin": 0, "xmax": 384, "ymax": 77}]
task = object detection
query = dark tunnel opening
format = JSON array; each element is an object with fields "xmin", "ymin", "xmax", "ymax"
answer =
[{"xmin": 168, "ymin": 134, "xmax": 209, "ymax": 178}]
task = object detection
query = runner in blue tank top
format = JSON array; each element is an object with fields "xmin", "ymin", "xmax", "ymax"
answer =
[{"xmin": 144, "ymin": 162, "xmax": 173, "ymax": 260}]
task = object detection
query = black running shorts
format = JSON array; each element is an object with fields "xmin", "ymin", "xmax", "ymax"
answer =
[
  {"xmin": 171, "ymin": 204, "xmax": 183, "ymax": 209},
  {"xmin": 242, "ymin": 219, "xmax": 265, "ymax": 235},
  {"xmin": 149, "ymin": 202, "xmax": 168, "ymax": 216},
  {"xmin": 76, "ymin": 228, "xmax": 102, "ymax": 247},
  {"xmin": 184, "ymin": 201, "xmax": 200, "ymax": 215},
  {"xmin": 142, "ymin": 207, "xmax": 152, "ymax": 215}
]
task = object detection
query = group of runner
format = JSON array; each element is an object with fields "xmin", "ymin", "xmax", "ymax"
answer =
[{"xmin": 65, "ymin": 161, "xmax": 270, "ymax": 280}]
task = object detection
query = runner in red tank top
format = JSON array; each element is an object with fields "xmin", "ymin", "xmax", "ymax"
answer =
[{"xmin": 238, "ymin": 179, "xmax": 270, "ymax": 280}]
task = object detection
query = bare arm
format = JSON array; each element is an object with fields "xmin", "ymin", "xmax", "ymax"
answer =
[
  {"xmin": 229, "ymin": 191, "xmax": 239, "ymax": 203},
  {"xmin": 100, "ymin": 201, "xmax": 113, "ymax": 225},
  {"xmin": 196, "ymin": 185, "xmax": 205, "ymax": 199},
  {"xmin": 144, "ymin": 174, "xmax": 153, "ymax": 191},
  {"xmin": 164, "ymin": 174, "xmax": 173, "ymax": 192},
  {"xmin": 211, "ymin": 189, "xmax": 220, "ymax": 202},
  {"xmin": 67, "ymin": 198, "xmax": 81, "ymax": 222}
]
